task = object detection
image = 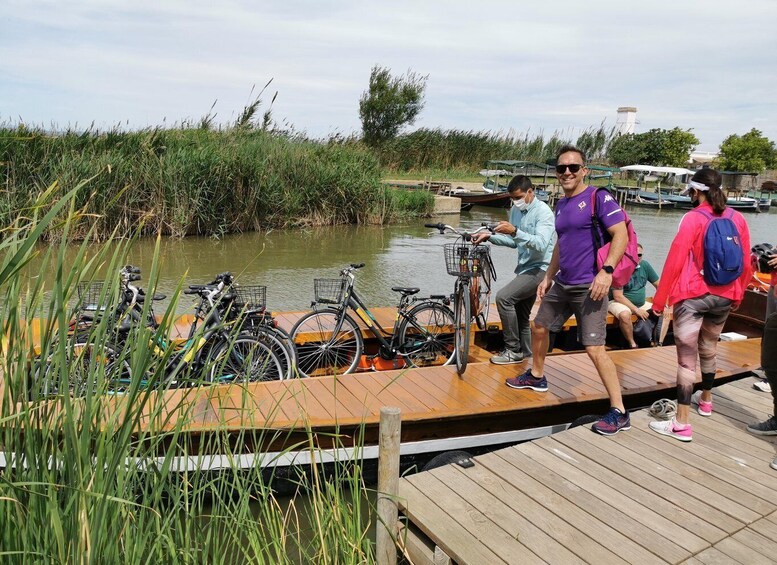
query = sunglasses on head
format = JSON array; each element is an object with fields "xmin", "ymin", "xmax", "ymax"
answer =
[{"xmin": 555, "ymin": 164, "xmax": 583, "ymax": 174}]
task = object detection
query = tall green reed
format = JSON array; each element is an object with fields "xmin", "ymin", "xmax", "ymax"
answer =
[{"xmin": 0, "ymin": 190, "xmax": 376, "ymax": 564}]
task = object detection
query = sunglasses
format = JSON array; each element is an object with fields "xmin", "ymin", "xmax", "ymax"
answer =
[
  {"xmin": 555, "ymin": 164, "xmax": 583, "ymax": 174},
  {"xmin": 638, "ymin": 253, "xmax": 643, "ymax": 257}
]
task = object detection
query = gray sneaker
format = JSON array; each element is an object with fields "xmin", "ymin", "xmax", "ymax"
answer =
[
  {"xmin": 747, "ymin": 415, "xmax": 777, "ymax": 436},
  {"xmin": 490, "ymin": 349, "xmax": 524, "ymax": 365}
]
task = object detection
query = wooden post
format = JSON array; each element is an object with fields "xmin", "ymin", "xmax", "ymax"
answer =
[{"xmin": 376, "ymin": 407, "xmax": 401, "ymax": 565}]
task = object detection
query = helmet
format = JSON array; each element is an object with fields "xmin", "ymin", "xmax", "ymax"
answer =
[{"xmin": 752, "ymin": 243, "xmax": 775, "ymax": 273}]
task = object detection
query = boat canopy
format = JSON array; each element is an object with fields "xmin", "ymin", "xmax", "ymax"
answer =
[
  {"xmin": 620, "ymin": 164, "xmax": 694, "ymax": 176},
  {"xmin": 479, "ymin": 169, "xmax": 512, "ymax": 177},
  {"xmin": 487, "ymin": 160, "xmax": 552, "ymax": 171}
]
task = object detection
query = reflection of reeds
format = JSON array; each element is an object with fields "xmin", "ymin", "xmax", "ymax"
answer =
[
  {"xmin": 0, "ymin": 123, "xmax": 432, "ymax": 241},
  {"xmin": 0, "ymin": 196, "xmax": 376, "ymax": 563},
  {"xmin": 375, "ymin": 124, "xmax": 618, "ymax": 172}
]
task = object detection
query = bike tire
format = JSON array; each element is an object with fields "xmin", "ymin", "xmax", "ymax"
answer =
[
  {"xmin": 454, "ymin": 284, "xmax": 471, "ymax": 375},
  {"xmin": 33, "ymin": 337, "xmax": 132, "ymax": 398},
  {"xmin": 252, "ymin": 326, "xmax": 296, "ymax": 379},
  {"xmin": 207, "ymin": 336, "xmax": 283, "ymax": 383},
  {"xmin": 290, "ymin": 309, "xmax": 363, "ymax": 377},
  {"xmin": 398, "ymin": 301, "xmax": 455, "ymax": 368}
]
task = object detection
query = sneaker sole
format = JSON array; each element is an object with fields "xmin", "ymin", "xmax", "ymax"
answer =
[
  {"xmin": 650, "ymin": 426, "xmax": 692, "ymax": 442},
  {"xmin": 592, "ymin": 424, "xmax": 631, "ymax": 436},
  {"xmin": 491, "ymin": 358, "xmax": 525, "ymax": 365},
  {"xmin": 746, "ymin": 427, "xmax": 777, "ymax": 436},
  {"xmin": 696, "ymin": 407, "xmax": 712, "ymax": 417},
  {"xmin": 505, "ymin": 382, "xmax": 547, "ymax": 392}
]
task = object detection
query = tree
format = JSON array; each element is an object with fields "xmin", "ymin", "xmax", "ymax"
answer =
[
  {"xmin": 606, "ymin": 127, "xmax": 698, "ymax": 167},
  {"xmin": 359, "ymin": 66, "xmax": 428, "ymax": 146},
  {"xmin": 719, "ymin": 128, "xmax": 777, "ymax": 172}
]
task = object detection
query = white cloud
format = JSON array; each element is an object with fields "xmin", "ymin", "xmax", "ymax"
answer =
[{"xmin": 1, "ymin": 0, "xmax": 775, "ymax": 150}]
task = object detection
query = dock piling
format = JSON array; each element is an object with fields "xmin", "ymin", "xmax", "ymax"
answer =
[{"xmin": 377, "ymin": 406, "xmax": 402, "ymax": 565}]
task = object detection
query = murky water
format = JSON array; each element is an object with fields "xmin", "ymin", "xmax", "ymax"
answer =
[{"xmin": 26, "ymin": 206, "xmax": 777, "ymax": 314}]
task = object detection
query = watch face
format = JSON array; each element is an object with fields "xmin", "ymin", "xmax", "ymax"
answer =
[{"xmin": 603, "ymin": 266, "xmax": 614, "ymax": 274}]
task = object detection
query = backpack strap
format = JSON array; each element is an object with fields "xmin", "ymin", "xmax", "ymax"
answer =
[{"xmin": 589, "ymin": 187, "xmax": 608, "ymax": 250}]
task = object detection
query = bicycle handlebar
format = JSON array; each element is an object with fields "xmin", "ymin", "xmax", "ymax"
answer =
[{"xmin": 425, "ymin": 223, "xmax": 496, "ymax": 238}]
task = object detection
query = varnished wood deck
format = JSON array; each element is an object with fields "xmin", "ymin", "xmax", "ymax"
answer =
[
  {"xmin": 88, "ymin": 339, "xmax": 761, "ymax": 453},
  {"xmin": 398, "ymin": 376, "xmax": 777, "ymax": 564}
]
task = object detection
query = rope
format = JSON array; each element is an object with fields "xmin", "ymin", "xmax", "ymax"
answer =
[{"xmin": 649, "ymin": 398, "xmax": 677, "ymax": 420}]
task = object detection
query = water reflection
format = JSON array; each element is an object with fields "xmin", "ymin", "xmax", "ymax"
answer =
[{"xmin": 24, "ymin": 206, "xmax": 776, "ymax": 314}]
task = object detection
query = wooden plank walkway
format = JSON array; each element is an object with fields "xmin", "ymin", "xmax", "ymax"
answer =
[{"xmin": 398, "ymin": 376, "xmax": 777, "ymax": 564}]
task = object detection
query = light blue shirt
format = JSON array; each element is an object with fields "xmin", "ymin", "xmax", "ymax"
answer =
[{"xmin": 488, "ymin": 197, "xmax": 555, "ymax": 274}]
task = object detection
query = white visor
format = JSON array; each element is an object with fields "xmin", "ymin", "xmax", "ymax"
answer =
[{"xmin": 680, "ymin": 180, "xmax": 711, "ymax": 196}]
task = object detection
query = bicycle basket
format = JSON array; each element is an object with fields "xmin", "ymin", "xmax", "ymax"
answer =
[
  {"xmin": 76, "ymin": 281, "xmax": 110, "ymax": 311},
  {"xmin": 314, "ymin": 278, "xmax": 347, "ymax": 304},
  {"xmin": 231, "ymin": 285, "xmax": 267, "ymax": 311},
  {"xmin": 443, "ymin": 244, "xmax": 491, "ymax": 278}
]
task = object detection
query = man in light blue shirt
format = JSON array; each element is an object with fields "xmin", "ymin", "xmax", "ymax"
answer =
[{"xmin": 473, "ymin": 175, "xmax": 555, "ymax": 363}]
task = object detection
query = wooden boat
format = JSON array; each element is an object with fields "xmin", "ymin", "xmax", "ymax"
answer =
[
  {"xmin": 8, "ymin": 294, "xmax": 765, "ymax": 487},
  {"xmin": 625, "ymin": 195, "xmax": 675, "ymax": 209},
  {"xmin": 440, "ymin": 189, "xmax": 511, "ymax": 208}
]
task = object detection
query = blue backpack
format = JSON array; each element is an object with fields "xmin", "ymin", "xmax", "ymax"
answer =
[{"xmin": 693, "ymin": 207, "xmax": 744, "ymax": 285}]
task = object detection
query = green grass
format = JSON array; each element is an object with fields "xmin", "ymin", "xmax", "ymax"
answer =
[{"xmin": 0, "ymin": 191, "xmax": 378, "ymax": 564}]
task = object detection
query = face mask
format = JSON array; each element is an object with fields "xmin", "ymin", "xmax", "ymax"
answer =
[{"xmin": 512, "ymin": 197, "xmax": 528, "ymax": 211}]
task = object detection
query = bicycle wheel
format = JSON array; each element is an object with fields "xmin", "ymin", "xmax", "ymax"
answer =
[
  {"xmin": 33, "ymin": 338, "xmax": 132, "ymax": 397},
  {"xmin": 207, "ymin": 336, "xmax": 283, "ymax": 383},
  {"xmin": 291, "ymin": 309, "xmax": 363, "ymax": 377},
  {"xmin": 470, "ymin": 258, "xmax": 493, "ymax": 330},
  {"xmin": 453, "ymin": 283, "xmax": 471, "ymax": 375},
  {"xmin": 398, "ymin": 301, "xmax": 455, "ymax": 368},
  {"xmin": 252, "ymin": 326, "xmax": 295, "ymax": 379}
]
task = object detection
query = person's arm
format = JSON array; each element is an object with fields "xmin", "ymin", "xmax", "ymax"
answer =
[
  {"xmin": 613, "ymin": 288, "xmax": 649, "ymax": 320},
  {"xmin": 484, "ymin": 221, "xmax": 518, "ymax": 248},
  {"xmin": 732, "ymin": 215, "xmax": 752, "ymax": 309},
  {"xmin": 651, "ymin": 214, "xmax": 695, "ymax": 314},
  {"xmin": 537, "ymin": 242, "xmax": 559, "ymax": 301},
  {"xmin": 590, "ymin": 220, "xmax": 627, "ymax": 301}
]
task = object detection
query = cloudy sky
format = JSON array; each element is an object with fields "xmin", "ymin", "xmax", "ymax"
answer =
[{"xmin": 2, "ymin": 0, "xmax": 775, "ymax": 152}]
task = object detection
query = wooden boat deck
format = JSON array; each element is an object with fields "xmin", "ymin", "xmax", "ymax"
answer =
[
  {"xmin": 91, "ymin": 339, "xmax": 760, "ymax": 453},
  {"xmin": 398, "ymin": 376, "xmax": 777, "ymax": 564}
]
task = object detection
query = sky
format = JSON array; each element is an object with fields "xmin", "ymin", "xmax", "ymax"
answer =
[{"xmin": 2, "ymin": 0, "xmax": 776, "ymax": 152}]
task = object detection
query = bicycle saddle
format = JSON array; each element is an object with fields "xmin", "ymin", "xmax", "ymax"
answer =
[{"xmin": 391, "ymin": 287, "xmax": 420, "ymax": 296}]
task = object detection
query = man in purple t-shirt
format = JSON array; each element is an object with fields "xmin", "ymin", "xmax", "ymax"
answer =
[{"xmin": 505, "ymin": 145, "xmax": 632, "ymax": 436}]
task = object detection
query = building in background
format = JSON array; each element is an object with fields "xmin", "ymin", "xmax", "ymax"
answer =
[{"xmin": 616, "ymin": 107, "xmax": 638, "ymax": 135}]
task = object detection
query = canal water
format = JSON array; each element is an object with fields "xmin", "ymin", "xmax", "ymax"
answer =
[{"xmin": 28, "ymin": 206, "xmax": 777, "ymax": 314}]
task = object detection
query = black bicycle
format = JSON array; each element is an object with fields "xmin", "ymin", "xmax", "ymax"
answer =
[
  {"xmin": 425, "ymin": 223, "xmax": 497, "ymax": 375},
  {"xmin": 290, "ymin": 263, "xmax": 455, "ymax": 377}
]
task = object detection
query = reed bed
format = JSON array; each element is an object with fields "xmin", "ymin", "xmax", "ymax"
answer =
[
  {"xmin": 374, "ymin": 124, "xmax": 618, "ymax": 174},
  {"xmin": 0, "ymin": 193, "xmax": 376, "ymax": 564},
  {"xmin": 0, "ymin": 123, "xmax": 433, "ymax": 242}
]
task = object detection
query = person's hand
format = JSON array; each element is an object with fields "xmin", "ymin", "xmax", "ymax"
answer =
[
  {"xmin": 634, "ymin": 307, "xmax": 649, "ymax": 320},
  {"xmin": 537, "ymin": 276, "xmax": 553, "ymax": 301},
  {"xmin": 471, "ymin": 233, "xmax": 490, "ymax": 244},
  {"xmin": 589, "ymin": 270, "xmax": 612, "ymax": 301},
  {"xmin": 493, "ymin": 221, "xmax": 517, "ymax": 236},
  {"xmin": 731, "ymin": 301, "xmax": 740, "ymax": 311},
  {"xmin": 768, "ymin": 253, "xmax": 777, "ymax": 269}
]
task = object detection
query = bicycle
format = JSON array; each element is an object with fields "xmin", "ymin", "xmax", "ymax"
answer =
[
  {"xmin": 425, "ymin": 223, "xmax": 497, "ymax": 375},
  {"xmin": 33, "ymin": 268, "xmax": 284, "ymax": 397},
  {"xmin": 290, "ymin": 263, "xmax": 455, "ymax": 377}
]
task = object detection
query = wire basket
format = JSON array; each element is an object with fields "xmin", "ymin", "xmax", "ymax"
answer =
[
  {"xmin": 443, "ymin": 243, "xmax": 491, "ymax": 278},
  {"xmin": 314, "ymin": 278, "xmax": 347, "ymax": 304},
  {"xmin": 231, "ymin": 285, "xmax": 267, "ymax": 311},
  {"xmin": 76, "ymin": 281, "xmax": 111, "ymax": 311}
]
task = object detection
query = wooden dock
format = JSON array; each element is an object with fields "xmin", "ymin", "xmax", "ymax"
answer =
[{"xmin": 398, "ymin": 377, "xmax": 777, "ymax": 564}]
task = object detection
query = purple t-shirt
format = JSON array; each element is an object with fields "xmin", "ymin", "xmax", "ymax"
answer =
[{"xmin": 554, "ymin": 185, "xmax": 626, "ymax": 285}]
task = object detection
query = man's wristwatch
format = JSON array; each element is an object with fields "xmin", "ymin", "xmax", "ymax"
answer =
[{"xmin": 602, "ymin": 265, "xmax": 614, "ymax": 274}]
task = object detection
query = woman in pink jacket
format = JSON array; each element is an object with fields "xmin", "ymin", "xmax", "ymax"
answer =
[{"xmin": 649, "ymin": 168, "xmax": 751, "ymax": 441}]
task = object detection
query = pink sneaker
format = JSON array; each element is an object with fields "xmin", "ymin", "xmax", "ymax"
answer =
[
  {"xmin": 649, "ymin": 418, "xmax": 692, "ymax": 442},
  {"xmin": 691, "ymin": 390, "xmax": 712, "ymax": 417}
]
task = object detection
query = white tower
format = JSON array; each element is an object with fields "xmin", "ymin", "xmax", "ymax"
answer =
[{"xmin": 616, "ymin": 107, "xmax": 638, "ymax": 135}]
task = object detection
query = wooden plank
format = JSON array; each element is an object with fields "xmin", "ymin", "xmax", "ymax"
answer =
[
  {"xmin": 477, "ymin": 451, "xmax": 664, "ymax": 564},
  {"xmin": 713, "ymin": 536, "xmax": 774, "ymax": 565},
  {"xmin": 687, "ymin": 547, "xmax": 745, "ymax": 564},
  {"xmin": 528, "ymin": 437, "xmax": 709, "ymax": 554},
  {"xmin": 558, "ymin": 427, "xmax": 742, "ymax": 536},
  {"xmin": 399, "ymin": 475, "xmax": 531, "ymax": 565},
  {"xmin": 446, "ymin": 457, "xmax": 626, "ymax": 563},
  {"xmin": 496, "ymin": 444, "xmax": 688, "ymax": 563},
  {"xmin": 730, "ymin": 527, "xmax": 777, "ymax": 560}
]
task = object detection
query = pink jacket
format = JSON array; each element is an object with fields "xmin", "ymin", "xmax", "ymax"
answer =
[{"xmin": 652, "ymin": 202, "xmax": 751, "ymax": 312}]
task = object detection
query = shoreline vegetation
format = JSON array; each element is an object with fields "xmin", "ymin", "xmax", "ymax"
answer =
[
  {"xmin": 1, "ymin": 194, "xmax": 377, "ymax": 563},
  {"xmin": 0, "ymin": 122, "xmax": 616, "ymax": 241}
]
